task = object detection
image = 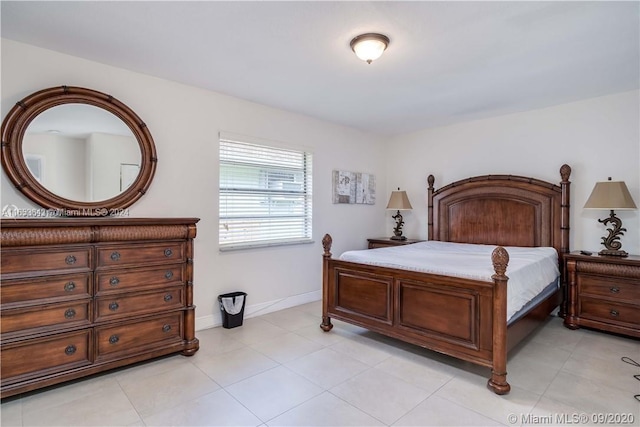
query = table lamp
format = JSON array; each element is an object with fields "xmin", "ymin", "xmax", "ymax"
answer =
[
  {"xmin": 386, "ymin": 188, "xmax": 413, "ymax": 240},
  {"xmin": 583, "ymin": 177, "xmax": 637, "ymax": 257}
]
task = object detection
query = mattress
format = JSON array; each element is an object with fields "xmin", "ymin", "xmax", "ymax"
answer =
[{"xmin": 339, "ymin": 241, "xmax": 560, "ymax": 321}]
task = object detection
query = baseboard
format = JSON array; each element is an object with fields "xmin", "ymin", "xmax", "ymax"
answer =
[{"xmin": 195, "ymin": 289, "xmax": 321, "ymax": 331}]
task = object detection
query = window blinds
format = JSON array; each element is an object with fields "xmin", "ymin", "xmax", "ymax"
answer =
[{"xmin": 219, "ymin": 135, "xmax": 313, "ymax": 250}]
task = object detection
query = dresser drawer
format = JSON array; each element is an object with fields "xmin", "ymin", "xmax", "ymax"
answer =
[
  {"xmin": 95, "ymin": 287, "xmax": 184, "ymax": 322},
  {"xmin": 95, "ymin": 313, "xmax": 183, "ymax": 361},
  {"xmin": 578, "ymin": 275, "xmax": 640, "ymax": 303},
  {"xmin": 1, "ymin": 246, "xmax": 91, "ymax": 277},
  {"xmin": 96, "ymin": 242, "xmax": 185, "ymax": 268},
  {"xmin": 369, "ymin": 242, "xmax": 391, "ymax": 249},
  {"xmin": 1, "ymin": 273, "xmax": 91, "ymax": 307},
  {"xmin": 579, "ymin": 297, "xmax": 640, "ymax": 326},
  {"xmin": 95, "ymin": 264, "xmax": 184, "ymax": 295},
  {"xmin": 1, "ymin": 330, "xmax": 91, "ymax": 383},
  {"xmin": 1, "ymin": 301, "xmax": 91, "ymax": 336}
]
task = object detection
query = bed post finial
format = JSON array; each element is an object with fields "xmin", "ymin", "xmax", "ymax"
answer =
[
  {"xmin": 322, "ymin": 234, "xmax": 332, "ymax": 257},
  {"xmin": 491, "ymin": 246, "xmax": 509, "ymax": 278},
  {"xmin": 560, "ymin": 164, "xmax": 571, "ymax": 182}
]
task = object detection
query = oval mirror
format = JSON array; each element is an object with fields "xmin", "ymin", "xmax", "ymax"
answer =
[{"xmin": 1, "ymin": 86, "xmax": 157, "ymax": 216}]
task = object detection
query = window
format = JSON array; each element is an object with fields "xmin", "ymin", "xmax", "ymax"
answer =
[{"xmin": 219, "ymin": 133, "xmax": 313, "ymax": 250}]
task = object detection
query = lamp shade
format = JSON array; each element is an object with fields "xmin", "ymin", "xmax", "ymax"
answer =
[
  {"xmin": 350, "ymin": 33, "xmax": 389, "ymax": 64},
  {"xmin": 386, "ymin": 190, "xmax": 412, "ymax": 210},
  {"xmin": 584, "ymin": 180, "xmax": 637, "ymax": 210}
]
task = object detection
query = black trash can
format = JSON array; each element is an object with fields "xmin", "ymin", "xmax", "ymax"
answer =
[{"xmin": 218, "ymin": 291, "xmax": 247, "ymax": 329}]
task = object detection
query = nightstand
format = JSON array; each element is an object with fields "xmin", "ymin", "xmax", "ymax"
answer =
[
  {"xmin": 367, "ymin": 237, "xmax": 424, "ymax": 249},
  {"xmin": 564, "ymin": 252, "xmax": 640, "ymax": 338}
]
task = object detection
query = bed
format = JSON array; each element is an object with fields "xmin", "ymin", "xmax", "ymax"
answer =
[{"xmin": 320, "ymin": 164, "xmax": 571, "ymax": 394}]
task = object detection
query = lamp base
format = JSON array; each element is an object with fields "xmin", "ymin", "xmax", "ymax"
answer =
[
  {"xmin": 391, "ymin": 235, "xmax": 407, "ymax": 241},
  {"xmin": 598, "ymin": 249, "xmax": 629, "ymax": 257},
  {"xmin": 596, "ymin": 210, "xmax": 630, "ymax": 258}
]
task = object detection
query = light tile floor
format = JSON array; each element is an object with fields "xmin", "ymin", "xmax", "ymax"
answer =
[{"xmin": 1, "ymin": 301, "xmax": 639, "ymax": 426}]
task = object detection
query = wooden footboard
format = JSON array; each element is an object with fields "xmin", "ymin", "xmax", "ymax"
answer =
[{"xmin": 321, "ymin": 234, "xmax": 511, "ymax": 394}]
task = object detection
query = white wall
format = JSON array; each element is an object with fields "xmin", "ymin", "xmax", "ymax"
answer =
[
  {"xmin": 1, "ymin": 39, "xmax": 388, "ymax": 329},
  {"xmin": 386, "ymin": 91, "xmax": 640, "ymax": 255}
]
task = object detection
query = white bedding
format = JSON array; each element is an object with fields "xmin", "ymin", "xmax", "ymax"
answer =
[{"xmin": 339, "ymin": 241, "xmax": 559, "ymax": 321}]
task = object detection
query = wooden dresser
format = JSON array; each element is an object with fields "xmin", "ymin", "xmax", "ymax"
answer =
[
  {"xmin": 0, "ymin": 217, "xmax": 200, "ymax": 398},
  {"xmin": 564, "ymin": 252, "xmax": 640, "ymax": 338}
]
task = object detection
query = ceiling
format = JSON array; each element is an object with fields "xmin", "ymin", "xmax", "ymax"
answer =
[
  {"xmin": 2, "ymin": 1, "xmax": 639, "ymax": 136},
  {"xmin": 27, "ymin": 104, "xmax": 134, "ymax": 138}
]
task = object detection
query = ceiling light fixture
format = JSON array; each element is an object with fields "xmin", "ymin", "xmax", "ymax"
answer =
[{"xmin": 350, "ymin": 33, "xmax": 390, "ymax": 64}]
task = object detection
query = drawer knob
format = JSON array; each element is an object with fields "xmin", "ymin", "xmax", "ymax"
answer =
[
  {"xmin": 109, "ymin": 302, "xmax": 120, "ymax": 311},
  {"xmin": 109, "ymin": 335, "xmax": 119, "ymax": 344},
  {"xmin": 610, "ymin": 309, "xmax": 619, "ymax": 317},
  {"xmin": 164, "ymin": 248, "xmax": 173, "ymax": 257},
  {"xmin": 162, "ymin": 324, "xmax": 172, "ymax": 333},
  {"xmin": 65, "ymin": 255, "xmax": 77, "ymax": 265},
  {"xmin": 64, "ymin": 281, "xmax": 76, "ymax": 292},
  {"xmin": 609, "ymin": 287, "xmax": 620, "ymax": 294},
  {"xmin": 165, "ymin": 270, "xmax": 174, "ymax": 279},
  {"xmin": 164, "ymin": 294, "xmax": 173, "ymax": 302},
  {"xmin": 64, "ymin": 308, "xmax": 76, "ymax": 319},
  {"xmin": 109, "ymin": 276, "xmax": 120, "ymax": 286},
  {"xmin": 65, "ymin": 345, "xmax": 77, "ymax": 355},
  {"xmin": 110, "ymin": 251, "xmax": 121, "ymax": 261}
]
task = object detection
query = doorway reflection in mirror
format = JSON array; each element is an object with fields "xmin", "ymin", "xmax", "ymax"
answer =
[{"xmin": 24, "ymin": 154, "xmax": 44, "ymax": 183}]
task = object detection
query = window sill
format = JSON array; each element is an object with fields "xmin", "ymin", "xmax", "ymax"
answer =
[{"xmin": 219, "ymin": 239, "xmax": 314, "ymax": 252}]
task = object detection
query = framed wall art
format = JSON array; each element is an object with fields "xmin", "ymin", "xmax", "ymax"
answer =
[{"xmin": 332, "ymin": 170, "xmax": 375, "ymax": 204}]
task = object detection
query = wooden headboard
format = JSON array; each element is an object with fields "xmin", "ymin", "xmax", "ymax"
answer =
[{"xmin": 428, "ymin": 164, "xmax": 571, "ymax": 256}]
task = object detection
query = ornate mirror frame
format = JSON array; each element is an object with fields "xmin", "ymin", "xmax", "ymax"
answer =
[{"xmin": 1, "ymin": 86, "xmax": 157, "ymax": 215}]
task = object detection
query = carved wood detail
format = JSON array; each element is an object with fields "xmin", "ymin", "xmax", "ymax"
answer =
[
  {"xmin": 96, "ymin": 225, "xmax": 189, "ymax": 242},
  {"xmin": 0, "ymin": 227, "xmax": 93, "ymax": 247},
  {"xmin": 576, "ymin": 261, "xmax": 640, "ymax": 279},
  {"xmin": 322, "ymin": 233, "xmax": 332, "ymax": 257}
]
